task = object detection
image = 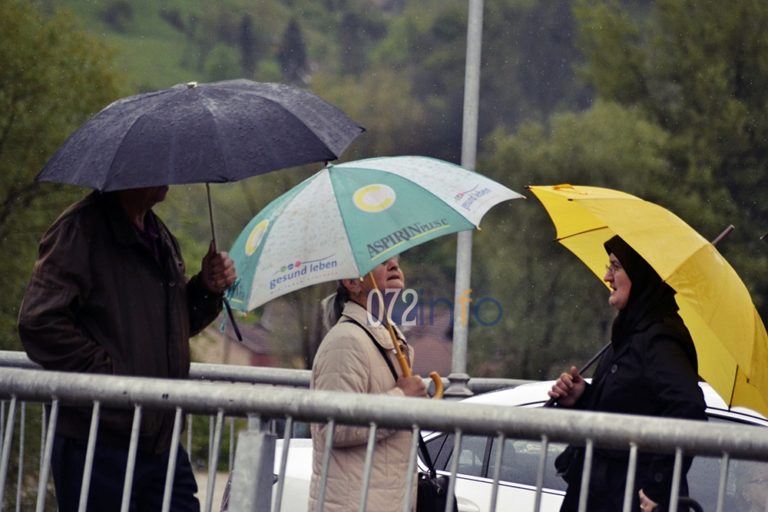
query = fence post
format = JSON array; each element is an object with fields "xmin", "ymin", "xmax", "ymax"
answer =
[{"xmin": 228, "ymin": 415, "xmax": 276, "ymax": 512}]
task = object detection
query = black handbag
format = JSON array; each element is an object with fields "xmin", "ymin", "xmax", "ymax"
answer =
[
  {"xmin": 346, "ymin": 318, "xmax": 458, "ymax": 512},
  {"xmin": 417, "ymin": 435, "xmax": 457, "ymax": 512}
]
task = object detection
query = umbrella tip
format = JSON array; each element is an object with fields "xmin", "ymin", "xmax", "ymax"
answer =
[{"xmin": 186, "ymin": 81, "xmax": 198, "ymax": 89}]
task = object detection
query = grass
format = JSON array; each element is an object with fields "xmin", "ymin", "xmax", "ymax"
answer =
[{"xmin": 104, "ymin": 33, "xmax": 196, "ymax": 91}]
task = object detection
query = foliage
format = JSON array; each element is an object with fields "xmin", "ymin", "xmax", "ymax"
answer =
[
  {"xmin": 0, "ymin": 0, "xmax": 123, "ymax": 350},
  {"xmin": 372, "ymin": 0, "xmax": 589, "ymax": 161},
  {"xmin": 6, "ymin": 0, "xmax": 767, "ymax": 384},
  {"xmin": 277, "ymin": 19, "xmax": 309, "ymax": 84},
  {"xmin": 573, "ymin": 0, "xmax": 768, "ymax": 313},
  {"xmin": 474, "ymin": 0, "xmax": 768, "ymax": 378},
  {"xmin": 203, "ymin": 43, "xmax": 242, "ymax": 81},
  {"xmin": 476, "ymin": 101, "xmax": 671, "ymax": 378},
  {"xmin": 309, "ymin": 71, "xmax": 428, "ymax": 158}
]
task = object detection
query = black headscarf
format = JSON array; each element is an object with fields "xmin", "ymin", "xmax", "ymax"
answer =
[{"xmin": 604, "ymin": 235, "xmax": 679, "ymax": 344}]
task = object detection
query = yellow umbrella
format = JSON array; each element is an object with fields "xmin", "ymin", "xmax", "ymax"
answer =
[{"xmin": 528, "ymin": 184, "xmax": 768, "ymax": 416}]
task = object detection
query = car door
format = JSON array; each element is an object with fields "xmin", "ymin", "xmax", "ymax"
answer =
[{"xmin": 423, "ymin": 432, "xmax": 566, "ymax": 512}]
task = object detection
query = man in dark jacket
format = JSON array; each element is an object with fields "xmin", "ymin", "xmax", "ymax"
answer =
[
  {"xmin": 548, "ymin": 235, "xmax": 707, "ymax": 512},
  {"xmin": 18, "ymin": 187, "xmax": 236, "ymax": 511}
]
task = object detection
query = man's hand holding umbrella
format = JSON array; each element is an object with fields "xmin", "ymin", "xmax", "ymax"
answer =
[{"xmin": 201, "ymin": 241, "xmax": 237, "ymax": 295}]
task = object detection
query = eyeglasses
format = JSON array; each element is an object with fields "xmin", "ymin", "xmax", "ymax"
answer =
[{"xmin": 605, "ymin": 262, "xmax": 623, "ymax": 275}]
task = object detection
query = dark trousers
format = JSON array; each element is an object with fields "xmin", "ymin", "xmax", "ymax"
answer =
[{"xmin": 51, "ymin": 434, "xmax": 200, "ymax": 512}]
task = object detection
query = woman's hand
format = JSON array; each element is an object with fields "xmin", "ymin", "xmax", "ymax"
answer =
[
  {"xmin": 397, "ymin": 375, "xmax": 428, "ymax": 397},
  {"xmin": 547, "ymin": 366, "xmax": 586, "ymax": 407},
  {"xmin": 638, "ymin": 489, "xmax": 658, "ymax": 511}
]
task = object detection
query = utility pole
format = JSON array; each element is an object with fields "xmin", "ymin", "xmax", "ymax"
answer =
[{"xmin": 446, "ymin": 0, "xmax": 484, "ymax": 399}]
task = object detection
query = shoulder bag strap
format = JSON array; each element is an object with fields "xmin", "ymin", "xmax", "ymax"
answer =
[
  {"xmin": 342, "ymin": 317, "xmax": 437, "ymax": 477},
  {"xmin": 342, "ymin": 317, "xmax": 399, "ymax": 382}
]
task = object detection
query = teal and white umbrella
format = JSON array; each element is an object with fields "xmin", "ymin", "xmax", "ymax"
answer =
[{"xmin": 226, "ymin": 155, "xmax": 523, "ymax": 311}]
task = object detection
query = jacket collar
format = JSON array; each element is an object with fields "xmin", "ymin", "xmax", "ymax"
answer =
[
  {"xmin": 341, "ymin": 300, "xmax": 405, "ymax": 350},
  {"xmin": 95, "ymin": 192, "xmax": 166, "ymax": 249}
]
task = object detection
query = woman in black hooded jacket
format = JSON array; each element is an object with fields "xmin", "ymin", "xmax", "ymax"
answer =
[{"xmin": 548, "ymin": 235, "xmax": 707, "ymax": 512}]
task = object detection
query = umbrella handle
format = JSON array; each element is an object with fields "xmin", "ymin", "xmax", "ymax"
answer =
[
  {"xmin": 386, "ymin": 320, "xmax": 412, "ymax": 377},
  {"xmin": 387, "ymin": 323, "xmax": 443, "ymax": 399},
  {"xmin": 429, "ymin": 372, "xmax": 444, "ymax": 399}
]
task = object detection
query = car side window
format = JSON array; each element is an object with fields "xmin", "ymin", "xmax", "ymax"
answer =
[
  {"xmin": 424, "ymin": 433, "xmax": 488, "ymax": 478},
  {"xmin": 426, "ymin": 433, "xmax": 452, "ymax": 470},
  {"xmin": 457, "ymin": 436, "xmax": 488, "ymax": 477},
  {"xmin": 687, "ymin": 418, "xmax": 768, "ymax": 510},
  {"xmin": 487, "ymin": 437, "xmax": 568, "ymax": 491}
]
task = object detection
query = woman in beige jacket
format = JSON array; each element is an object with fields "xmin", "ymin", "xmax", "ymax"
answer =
[{"xmin": 309, "ymin": 256, "xmax": 427, "ymax": 512}]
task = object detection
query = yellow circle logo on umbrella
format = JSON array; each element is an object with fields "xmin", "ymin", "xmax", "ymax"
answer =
[
  {"xmin": 353, "ymin": 184, "xmax": 396, "ymax": 212},
  {"xmin": 245, "ymin": 219, "xmax": 269, "ymax": 256}
]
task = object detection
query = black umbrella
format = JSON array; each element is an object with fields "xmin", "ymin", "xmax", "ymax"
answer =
[{"xmin": 37, "ymin": 79, "xmax": 364, "ymax": 191}]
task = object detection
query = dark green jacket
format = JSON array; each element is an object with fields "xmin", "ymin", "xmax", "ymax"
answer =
[{"xmin": 18, "ymin": 192, "xmax": 222, "ymax": 453}]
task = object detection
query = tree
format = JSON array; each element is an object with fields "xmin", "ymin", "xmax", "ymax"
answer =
[
  {"xmin": 337, "ymin": 10, "xmax": 387, "ymax": 76},
  {"xmin": 372, "ymin": 1, "xmax": 468, "ymax": 161},
  {"xmin": 204, "ymin": 43, "xmax": 242, "ymax": 81},
  {"xmin": 310, "ymin": 70, "xmax": 428, "ymax": 158},
  {"xmin": 0, "ymin": 1, "xmax": 123, "ymax": 349},
  {"xmin": 278, "ymin": 18, "xmax": 309, "ymax": 84},
  {"xmin": 239, "ymin": 13, "xmax": 257, "ymax": 76}
]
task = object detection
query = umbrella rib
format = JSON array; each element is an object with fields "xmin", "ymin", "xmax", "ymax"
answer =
[
  {"xmin": 200, "ymin": 95, "xmax": 230, "ymax": 182},
  {"xmin": 325, "ymin": 169, "xmax": 364, "ymax": 275},
  {"xmin": 246, "ymin": 95, "xmax": 343, "ymax": 157},
  {"xmin": 554, "ymin": 225, "xmax": 608, "ymax": 243},
  {"xmin": 101, "ymin": 111, "xmax": 152, "ymax": 191}
]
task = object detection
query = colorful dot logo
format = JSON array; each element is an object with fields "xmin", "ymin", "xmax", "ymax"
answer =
[
  {"xmin": 245, "ymin": 219, "xmax": 269, "ymax": 256},
  {"xmin": 352, "ymin": 184, "xmax": 396, "ymax": 213},
  {"xmin": 280, "ymin": 261, "xmax": 303, "ymax": 272}
]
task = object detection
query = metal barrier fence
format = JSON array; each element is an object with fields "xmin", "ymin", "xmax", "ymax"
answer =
[{"xmin": 1, "ymin": 365, "xmax": 767, "ymax": 512}]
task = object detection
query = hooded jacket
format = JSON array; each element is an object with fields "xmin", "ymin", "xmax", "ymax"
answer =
[
  {"xmin": 18, "ymin": 192, "xmax": 222, "ymax": 453},
  {"xmin": 309, "ymin": 301, "xmax": 417, "ymax": 512}
]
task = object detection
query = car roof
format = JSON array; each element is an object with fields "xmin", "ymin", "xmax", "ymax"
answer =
[{"xmin": 463, "ymin": 380, "xmax": 768, "ymax": 426}]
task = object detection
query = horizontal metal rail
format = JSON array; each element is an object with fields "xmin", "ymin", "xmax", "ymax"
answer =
[
  {"xmin": 0, "ymin": 367, "xmax": 766, "ymax": 458},
  {"xmin": 0, "ymin": 350, "xmax": 530, "ymax": 393}
]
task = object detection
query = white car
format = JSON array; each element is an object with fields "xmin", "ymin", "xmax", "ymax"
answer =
[{"xmin": 273, "ymin": 382, "xmax": 768, "ymax": 511}]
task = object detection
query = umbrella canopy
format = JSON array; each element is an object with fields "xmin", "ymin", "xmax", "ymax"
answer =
[
  {"xmin": 226, "ymin": 156, "xmax": 523, "ymax": 312},
  {"xmin": 36, "ymin": 79, "xmax": 364, "ymax": 191},
  {"xmin": 528, "ymin": 184, "xmax": 768, "ymax": 416}
]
